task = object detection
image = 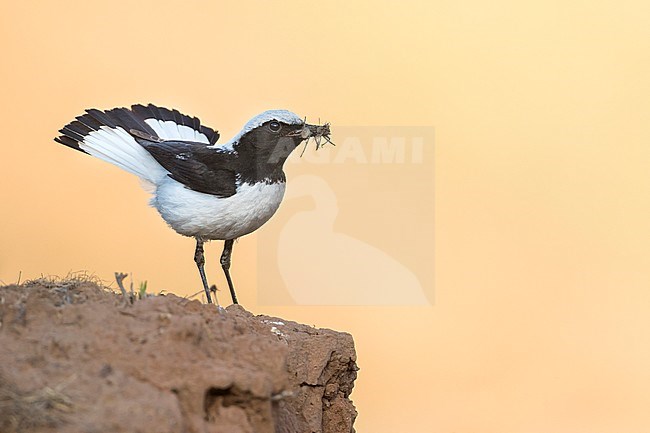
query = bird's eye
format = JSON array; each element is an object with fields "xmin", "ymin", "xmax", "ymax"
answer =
[{"xmin": 268, "ymin": 121, "xmax": 281, "ymax": 132}]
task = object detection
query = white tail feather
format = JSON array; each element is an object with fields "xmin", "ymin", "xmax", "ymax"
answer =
[{"xmin": 79, "ymin": 127, "xmax": 168, "ymax": 185}]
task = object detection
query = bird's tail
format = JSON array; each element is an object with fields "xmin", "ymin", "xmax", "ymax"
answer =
[{"xmin": 54, "ymin": 104, "xmax": 220, "ymax": 186}]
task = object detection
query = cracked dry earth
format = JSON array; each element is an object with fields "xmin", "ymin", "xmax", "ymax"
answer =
[{"xmin": 0, "ymin": 280, "xmax": 357, "ymax": 433}]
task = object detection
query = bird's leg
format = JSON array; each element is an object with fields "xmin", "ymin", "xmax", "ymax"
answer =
[
  {"xmin": 194, "ymin": 238, "xmax": 218, "ymax": 305},
  {"xmin": 220, "ymin": 239, "xmax": 238, "ymax": 304}
]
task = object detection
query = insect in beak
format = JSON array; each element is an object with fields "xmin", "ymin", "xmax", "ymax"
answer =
[{"xmin": 292, "ymin": 121, "xmax": 334, "ymax": 157}]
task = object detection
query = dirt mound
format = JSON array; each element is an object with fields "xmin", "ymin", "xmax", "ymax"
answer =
[{"xmin": 0, "ymin": 279, "xmax": 357, "ymax": 433}]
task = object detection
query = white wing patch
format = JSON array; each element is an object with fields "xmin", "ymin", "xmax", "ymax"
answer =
[{"xmin": 144, "ymin": 119, "xmax": 210, "ymax": 143}]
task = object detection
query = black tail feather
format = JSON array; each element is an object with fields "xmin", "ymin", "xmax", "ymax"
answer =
[{"xmin": 55, "ymin": 104, "xmax": 221, "ymax": 152}]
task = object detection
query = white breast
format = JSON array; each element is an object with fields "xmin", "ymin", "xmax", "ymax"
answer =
[{"xmin": 152, "ymin": 178, "xmax": 286, "ymax": 240}]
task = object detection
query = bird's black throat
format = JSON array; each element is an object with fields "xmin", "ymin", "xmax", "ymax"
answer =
[{"xmin": 233, "ymin": 131, "xmax": 303, "ymax": 184}]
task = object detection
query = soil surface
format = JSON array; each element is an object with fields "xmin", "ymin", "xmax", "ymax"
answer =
[{"xmin": 0, "ymin": 279, "xmax": 357, "ymax": 433}]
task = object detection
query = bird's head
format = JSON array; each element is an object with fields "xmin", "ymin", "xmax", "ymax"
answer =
[{"xmin": 232, "ymin": 110, "xmax": 332, "ymax": 168}]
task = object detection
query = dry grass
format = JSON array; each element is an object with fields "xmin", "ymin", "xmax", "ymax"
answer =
[
  {"xmin": 16, "ymin": 271, "xmax": 158, "ymax": 304},
  {"xmin": 18, "ymin": 272, "xmax": 108, "ymax": 306},
  {"xmin": 22, "ymin": 271, "xmax": 103, "ymax": 289}
]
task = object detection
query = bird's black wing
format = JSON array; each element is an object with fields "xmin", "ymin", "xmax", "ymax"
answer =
[{"xmin": 137, "ymin": 137, "xmax": 237, "ymax": 197}]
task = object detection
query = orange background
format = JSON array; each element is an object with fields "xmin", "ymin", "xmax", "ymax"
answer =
[{"xmin": 2, "ymin": 1, "xmax": 650, "ymax": 431}]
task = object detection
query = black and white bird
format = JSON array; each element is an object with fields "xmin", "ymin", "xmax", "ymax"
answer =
[{"xmin": 55, "ymin": 104, "xmax": 331, "ymax": 305}]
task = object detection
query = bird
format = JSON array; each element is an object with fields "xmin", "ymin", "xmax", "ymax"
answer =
[{"xmin": 55, "ymin": 104, "xmax": 331, "ymax": 306}]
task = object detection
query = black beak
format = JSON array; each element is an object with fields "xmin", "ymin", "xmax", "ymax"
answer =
[{"xmin": 287, "ymin": 123, "xmax": 331, "ymax": 140}]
